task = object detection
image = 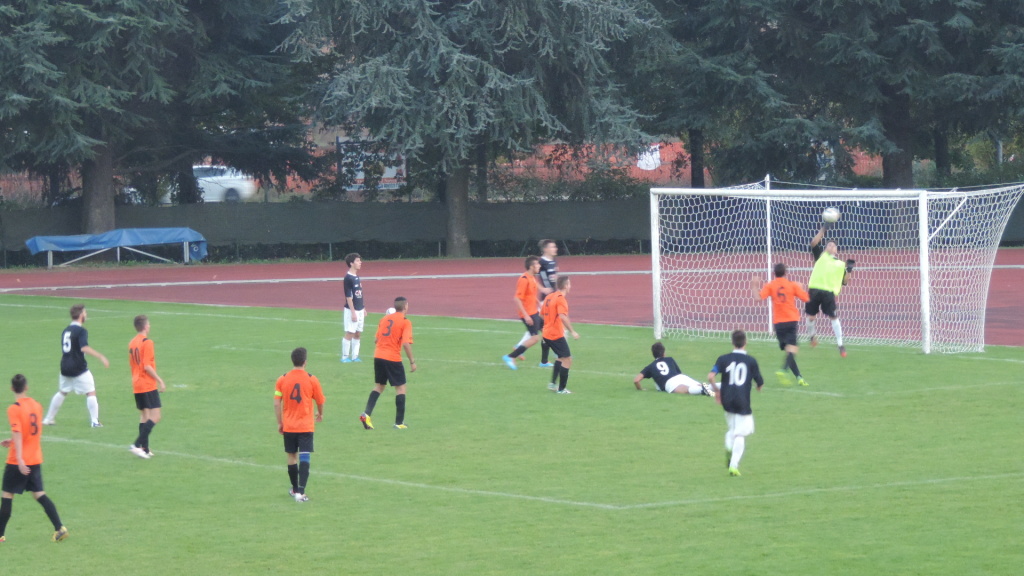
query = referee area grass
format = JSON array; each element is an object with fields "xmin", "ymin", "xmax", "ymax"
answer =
[{"xmin": 0, "ymin": 294, "xmax": 1021, "ymax": 575}]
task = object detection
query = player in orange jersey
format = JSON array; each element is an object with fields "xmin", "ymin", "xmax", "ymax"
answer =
[
  {"xmin": 502, "ymin": 256, "xmax": 544, "ymax": 370},
  {"xmin": 128, "ymin": 315, "xmax": 167, "ymax": 459},
  {"xmin": 753, "ymin": 263, "xmax": 811, "ymax": 386},
  {"xmin": 1, "ymin": 374, "xmax": 68, "ymax": 543},
  {"xmin": 541, "ymin": 275, "xmax": 579, "ymax": 394},
  {"xmin": 274, "ymin": 348, "xmax": 325, "ymax": 502},
  {"xmin": 360, "ymin": 297, "xmax": 416, "ymax": 430}
]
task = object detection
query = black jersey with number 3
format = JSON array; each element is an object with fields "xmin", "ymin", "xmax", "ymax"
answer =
[
  {"xmin": 712, "ymin": 351, "xmax": 763, "ymax": 415},
  {"xmin": 60, "ymin": 323, "xmax": 89, "ymax": 377},
  {"xmin": 640, "ymin": 357, "xmax": 684, "ymax": 391}
]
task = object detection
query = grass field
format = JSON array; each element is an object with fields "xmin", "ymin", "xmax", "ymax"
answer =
[{"xmin": 0, "ymin": 294, "xmax": 1021, "ymax": 575}]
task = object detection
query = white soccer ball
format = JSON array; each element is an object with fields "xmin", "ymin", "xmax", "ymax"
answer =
[
  {"xmin": 385, "ymin": 307, "xmax": 396, "ymax": 315},
  {"xmin": 822, "ymin": 207, "xmax": 841, "ymax": 223}
]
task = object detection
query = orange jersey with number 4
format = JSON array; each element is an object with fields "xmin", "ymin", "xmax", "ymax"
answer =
[
  {"xmin": 274, "ymin": 369, "xmax": 325, "ymax": 433},
  {"xmin": 759, "ymin": 277, "xmax": 810, "ymax": 324},
  {"xmin": 7, "ymin": 397, "xmax": 44, "ymax": 465},
  {"xmin": 374, "ymin": 312, "xmax": 413, "ymax": 362},
  {"xmin": 129, "ymin": 333, "xmax": 158, "ymax": 393}
]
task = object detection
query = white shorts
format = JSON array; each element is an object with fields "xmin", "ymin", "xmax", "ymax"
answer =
[
  {"xmin": 663, "ymin": 374, "xmax": 701, "ymax": 394},
  {"xmin": 343, "ymin": 308, "xmax": 365, "ymax": 333},
  {"xmin": 58, "ymin": 371, "xmax": 96, "ymax": 395},
  {"xmin": 725, "ymin": 412, "xmax": 755, "ymax": 437}
]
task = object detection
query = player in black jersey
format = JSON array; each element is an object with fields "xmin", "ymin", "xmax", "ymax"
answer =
[
  {"xmin": 341, "ymin": 253, "xmax": 366, "ymax": 363},
  {"xmin": 633, "ymin": 342, "xmax": 715, "ymax": 397},
  {"xmin": 536, "ymin": 239, "xmax": 559, "ymax": 367},
  {"xmin": 43, "ymin": 304, "xmax": 109, "ymax": 427},
  {"xmin": 707, "ymin": 330, "xmax": 763, "ymax": 477}
]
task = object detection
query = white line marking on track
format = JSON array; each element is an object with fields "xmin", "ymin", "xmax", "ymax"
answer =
[{"xmin": 44, "ymin": 436, "xmax": 1023, "ymax": 511}]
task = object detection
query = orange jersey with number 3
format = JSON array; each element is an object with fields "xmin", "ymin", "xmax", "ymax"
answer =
[
  {"xmin": 759, "ymin": 277, "xmax": 810, "ymax": 324},
  {"xmin": 274, "ymin": 369, "xmax": 325, "ymax": 433},
  {"xmin": 374, "ymin": 312, "xmax": 413, "ymax": 362},
  {"xmin": 129, "ymin": 333, "xmax": 158, "ymax": 393},
  {"xmin": 7, "ymin": 397, "xmax": 44, "ymax": 465}
]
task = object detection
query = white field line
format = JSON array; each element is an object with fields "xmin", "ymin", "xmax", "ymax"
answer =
[{"xmin": 45, "ymin": 435, "xmax": 1023, "ymax": 511}]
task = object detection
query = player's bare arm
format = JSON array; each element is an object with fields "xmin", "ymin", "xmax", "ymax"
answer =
[
  {"xmin": 273, "ymin": 397, "xmax": 284, "ymax": 434},
  {"xmin": 83, "ymin": 345, "xmax": 109, "ymax": 368},
  {"xmin": 514, "ymin": 297, "xmax": 533, "ymax": 325},
  {"xmin": 751, "ymin": 274, "xmax": 763, "ymax": 299},
  {"xmin": 11, "ymin": 431, "xmax": 29, "ymax": 475},
  {"xmin": 347, "ymin": 296, "xmax": 358, "ymax": 321},
  {"xmin": 403, "ymin": 342, "xmax": 417, "ymax": 372},
  {"xmin": 315, "ymin": 401, "xmax": 324, "ymax": 423},
  {"xmin": 145, "ymin": 366, "xmax": 166, "ymax": 393},
  {"xmin": 560, "ymin": 313, "xmax": 579, "ymax": 339},
  {"xmin": 810, "ymin": 225, "xmax": 827, "ymax": 248},
  {"xmin": 633, "ymin": 374, "xmax": 646, "ymax": 391}
]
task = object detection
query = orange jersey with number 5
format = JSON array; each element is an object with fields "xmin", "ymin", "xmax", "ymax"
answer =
[
  {"xmin": 274, "ymin": 369, "xmax": 325, "ymax": 433},
  {"xmin": 759, "ymin": 277, "xmax": 810, "ymax": 324}
]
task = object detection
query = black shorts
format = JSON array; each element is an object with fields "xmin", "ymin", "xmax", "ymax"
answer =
[
  {"xmin": 774, "ymin": 321, "xmax": 799, "ymax": 349},
  {"xmin": 805, "ymin": 289, "xmax": 837, "ymax": 318},
  {"xmin": 2, "ymin": 463, "xmax": 44, "ymax": 494},
  {"xmin": 543, "ymin": 337, "xmax": 571, "ymax": 359},
  {"xmin": 374, "ymin": 358, "xmax": 407, "ymax": 387},
  {"xmin": 282, "ymin": 432, "xmax": 314, "ymax": 454},
  {"xmin": 134, "ymin": 390, "xmax": 162, "ymax": 411},
  {"xmin": 520, "ymin": 313, "xmax": 543, "ymax": 336}
]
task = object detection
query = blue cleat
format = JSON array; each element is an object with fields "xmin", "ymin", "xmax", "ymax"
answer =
[
  {"xmin": 502, "ymin": 355, "xmax": 518, "ymax": 370},
  {"xmin": 341, "ymin": 357, "xmax": 352, "ymax": 363},
  {"xmin": 538, "ymin": 362, "xmax": 554, "ymax": 368}
]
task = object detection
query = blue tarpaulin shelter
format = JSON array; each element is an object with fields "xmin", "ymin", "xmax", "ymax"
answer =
[{"xmin": 26, "ymin": 228, "xmax": 207, "ymax": 268}]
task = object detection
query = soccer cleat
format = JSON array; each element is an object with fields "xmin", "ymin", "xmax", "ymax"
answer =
[
  {"xmin": 556, "ymin": 389, "xmax": 572, "ymax": 394},
  {"xmin": 797, "ymin": 377, "xmax": 809, "ymax": 387},
  {"xmin": 42, "ymin": 419, "xmax": 55, "ymax": 426},
  {"xmin": 360, "ymin": 413, "xmax": 374, "ymax": 430},
  {"xmin": 341, "ymin": 357, "xmax": 352, "ymax": 363},
  {"xmin": 547, "ymin": 383, "xmax": 557, "ymax": 391},
  {"xmin": 809, "ymin": 336, "xmax": 818, "ymax": 348},
  {"xmin": 775, "ymin": 370, "xmax": 794, "ymax": 387},
  {"xmin": 700, "ymin": 382, "xmax": 716, "ymax": 398},
  {"xmin": 728, "ymin": 467, "xmax": 741, "ymax": 477},
  {"xmin": 393, "ymin": 423, "xmax": 408, "ymax": 429},
  {"xmin": 91, "ymin": 421, "xmax": 103, "ymax": 428},
  {"xmin": 289, "ymin": 488, "xmax": 297, "ymax": 497},
  {"xmin": 129, "ymin": 445, "xmax": 151, "ymax": 459},
  {"xmin": 539, "ymin": 362, "xmax": 554, "ymax": 368},
  {"xmin": 501, "ymin": 355, "xmax": 518, "ymax": 370},
  {"xmin": 352, "ymin": 357, "xmax": 362, "ymax": 363},
  {"xmin": 53, "ymin": 526, "xmax": 69, "ymax": 542},
  {"xmin": 0, "ymin": 535, "xmax": 5, "ymax": 543},
  {"xmin": 293, "ymin": 493, "xmax": 308, "ymax": 502},
  {"xmin": 839, "ymin": 345, "xmax": 847, "ymax": 358}
]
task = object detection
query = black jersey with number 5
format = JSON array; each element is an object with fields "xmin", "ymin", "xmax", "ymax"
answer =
[
  {"xmin": 712, "ymin": 351, "xmax": 763, "ymax": 415},
  {"xmin": 60, "ymin": 323, "xmax": 89, "ymax": 377}
]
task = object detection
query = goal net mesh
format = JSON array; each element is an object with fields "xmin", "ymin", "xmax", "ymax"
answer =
[{"xmin": 651, "ymin": 183, "xmax": 1023, "ymax": 353}]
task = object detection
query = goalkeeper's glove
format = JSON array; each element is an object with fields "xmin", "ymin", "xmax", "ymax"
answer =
[{"xmin": 845, "ymin": 259, "xmax": 855, "ymax": 273}]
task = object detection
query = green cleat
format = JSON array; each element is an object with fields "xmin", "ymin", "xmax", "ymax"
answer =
[
  {"xmin": 797, "ymin": 376, "xmax": 809, "ymax": 387},
  {"xmin": 393, "ymin": 423, "xmax": 408, "ymax": 429},
  {"xmin": 775, "ymin": 370, "xmax": 793, "ymax": 387},
  {"xmin": 728, "ymin": 467, "xmax": 741, "ymax": 477}
]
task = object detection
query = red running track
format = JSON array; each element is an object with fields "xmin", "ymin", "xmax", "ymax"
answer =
[{"xmin": 1, "ymin": 251, "xmax": 1021, "ymax": 346}]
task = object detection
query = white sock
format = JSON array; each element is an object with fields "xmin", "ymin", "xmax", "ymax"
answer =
[
  {"xmin": 730, "ymin": 436, "xmax": 746, "ymax": 469},
  {"xmin": 831, "ymin": 318, "xmax": 844, "ymax": 346},
  {"xmin": 688, "ymin": 384, "xmax": 703, "ymax": 395},
  {"xmin": 724, "ymin": 431, "xmax": 734, "ymax": 453},
  {"xmin": 45, "ymin": 392, "xmax": 66, "ymax": 422},
  {"xmin": 516, "ymin": 331, "xmax": 530, "ymax": 347},
  {"xmin": 806, "ymin": 319, "xmax": 816, "ymax": 338},
  {"xmin": 351, "ymin": 339, "xmax": 361, "ymax": 359},
  {"xmin": 87, "ymin": 395, "xmax": 99, "ymax": 424},
  {"xmin": 342, "ymin": 338, "xmax": 352, "ymax": 358}
]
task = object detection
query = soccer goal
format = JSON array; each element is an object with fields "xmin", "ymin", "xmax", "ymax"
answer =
[{"xmin": 650, "ymin": 179, "xmax": 1023, "ymax": 353}]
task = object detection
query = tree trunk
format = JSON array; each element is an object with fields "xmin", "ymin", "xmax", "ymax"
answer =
[
  {"xmin": 880, "ymin": 92, "xmax": 915, "ymax": 189},
  {"xmin": 81, "ymin": 145, "xmax": 116, "ymax": 233},
  {"xmin": 688, "ymin": 128, "xmax": 705, "ymax": 188},
  {"xmin": 446, "ymin": 165, "xmax": 472, "ymax": 257},
  {"xmin": 933, "ymin": 127, "xmax": 950, "ymax": 181},
  {"xmin": 475, "ymin": 141, "xmax": 488, "ymax": 202}
]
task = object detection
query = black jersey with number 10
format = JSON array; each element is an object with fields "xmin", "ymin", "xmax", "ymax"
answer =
[{"xmin": 712, "ymin": 351, "xmax": 763, "ymax": 415}]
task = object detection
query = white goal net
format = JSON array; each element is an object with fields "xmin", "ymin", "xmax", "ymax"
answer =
[{"xmin": 650, "ymin": 180, "xmax": 1023, "ymax": 353}]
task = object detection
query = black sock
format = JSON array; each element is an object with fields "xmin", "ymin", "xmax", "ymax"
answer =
[
  {"xmin": 298, "ymin": 461, "xmax": 310, "ymax": 494},
  {"xmin": 287, "ymin": 464, "xmax": 299, "ymax": 491},
  {"xmin": 0, "ymin": 497, "xmax": 11, "ymax": 537},
  {"xmin": 364, "ymin": 390, "xmax": 381, "ymax": 416},
  {"xmin": 134, "ymin": 422, "xmax": 145, "ymax": 449},
  {"xmin": 509, "ymin": 345, "xmax": 528, "ymax": 359},
  {"xmin": 395, "ymin": 394, "xmax": 406, "ymax": 425},
  {"xmin": 551, "ymin": 361, "xmax": 562, "ymax": 385},
  {"xmin": 541, "ymin": 341, "xmax": 550, "ymax": 363},
  {"xmin": 36, "ymin": 494, "xmax": 62, "ymax": 530},
  {"xmin": 559, "ymin": 367, "xmax": 570, "ymax": 391},
  {"xmin": 786, "ymin": 353, "xmax": 801, "ymax": 378},
  {"xmin": 140, "ymin": 420, "xmax": 156, "ymax": 452}
]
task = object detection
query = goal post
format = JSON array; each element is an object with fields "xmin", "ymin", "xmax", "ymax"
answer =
[{"xmin": 650, "ymin": 183, "xmax": 1024, "ymax": 353}]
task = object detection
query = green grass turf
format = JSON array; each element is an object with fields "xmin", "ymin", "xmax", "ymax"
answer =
[{"xmin": 0, "ymin": 294, "xmax": 1021, "ymax": 575}]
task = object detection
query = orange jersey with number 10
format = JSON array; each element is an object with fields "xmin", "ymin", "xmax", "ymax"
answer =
[
  {"xmin": 129, "ymin": 333, "xmax": 158, "ymax": 393},
  {"xmin": 374, "ymin": 312, "xmax": 413, "ymax": 362},
  {"xmin": 6, "ymin": 397, "xmax": 44, "ymax": 466},
  {"xmin": 759, "ymin": 277, "xmax": 810, "ymax": 324},
  {"xmin": 274, "ymin": 369, "xmax": 325, "ymax": 433}
]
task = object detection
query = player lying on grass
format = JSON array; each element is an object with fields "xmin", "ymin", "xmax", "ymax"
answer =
[{"xmin": 634, "ymin": 342, "xmax": 715, "ymax": 397}]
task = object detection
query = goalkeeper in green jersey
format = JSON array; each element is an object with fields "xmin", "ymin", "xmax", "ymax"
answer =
[{"xmin": 805, "ymin": 224, "xmax": 855, "ymax": 357}]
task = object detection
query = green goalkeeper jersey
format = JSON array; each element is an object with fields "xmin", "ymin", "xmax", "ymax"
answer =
[{"xmin": 808, "ymin": 250, "xmax": 846, "ymax": 295}]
